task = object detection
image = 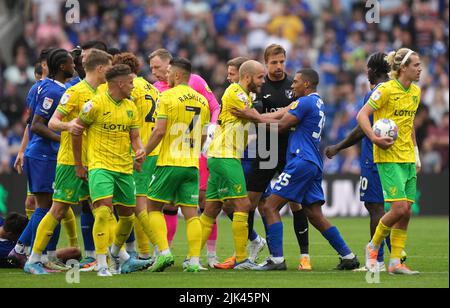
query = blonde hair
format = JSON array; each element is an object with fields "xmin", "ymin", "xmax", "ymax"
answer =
[{"xmin": 385, "ymin": 48, "xmax": 418, "ymax": 79}]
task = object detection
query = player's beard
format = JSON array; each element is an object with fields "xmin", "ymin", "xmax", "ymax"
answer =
[{"xmin": 248, "ymin": 79, "xmax": 260, "ymax": 94}]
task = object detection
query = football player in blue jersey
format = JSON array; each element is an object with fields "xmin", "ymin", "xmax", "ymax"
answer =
[
  {"xmin": 233, "ymin": 68, "xmax": 360, "ymax": 271},
  {"xmin": 8, "ymin": 48, "xmax": 54, "ymax": 268},
  {"xmin": 325, "ymin": 52, "xmax": 407, "ymax": 271},
  {"xmin": 21, "ymin": 49, "xmax": 75, "ymax": 274}
]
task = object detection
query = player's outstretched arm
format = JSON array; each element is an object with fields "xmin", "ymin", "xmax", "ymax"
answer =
[
  {"xmin": 325, "ymin": 125, "xmax": 365, "ymax": 159},
  {"xmin": 145, "ymin": 118, "xmax": 167, "ymax": 156},
  {"xmin": 48, "ymin": 110, "xmax": 84, "ymax": 135},
  {"xmin": 357, "ymin": 104, "xmax": 393, "ymax": 150},
  {"xmin": 31, "ymin": 114, "xmax": 61, "ymax": 143}
]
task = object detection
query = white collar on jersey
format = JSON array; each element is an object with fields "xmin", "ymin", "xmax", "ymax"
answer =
[
  {"xmin": 308, "ymin": 92, "xmax": 320, "ymax": 97},
  {"xmin": 47, "ymin": 78, "xmax": 66, "ymax": 89}
]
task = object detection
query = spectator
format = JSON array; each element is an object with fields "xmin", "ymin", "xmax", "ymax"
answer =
[{"xmin": 7, "ymin": 121, "xmax": 23, "ymax": 170}]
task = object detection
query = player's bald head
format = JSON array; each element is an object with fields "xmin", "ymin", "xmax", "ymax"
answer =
[{"xmin": 239, "ymin": 60, "xmax": 265, "ymax": 80}]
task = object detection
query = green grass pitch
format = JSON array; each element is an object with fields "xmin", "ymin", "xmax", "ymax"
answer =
[{"xmin": 0, "ymin": 216, "xmax": 448, "ymax": 288}]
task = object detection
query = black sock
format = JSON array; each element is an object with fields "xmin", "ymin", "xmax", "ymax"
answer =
[
  {"xmin": 163, "ymin": 209, "xmax": 178, "ymax": 216},
  {"xmin": 293, "ymin": 209, "xmax": 309, "ymax": 255},
  {"xmin": 247, "ymin": 210, "xmax": 255, "ymax": 241}
]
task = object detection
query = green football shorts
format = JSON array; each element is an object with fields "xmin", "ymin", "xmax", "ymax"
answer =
[
  {"xmin": 134, "ymin": 155, "xmax": 158, "ymax": 196},
  {"xmin": 147, "ymin": 166, "xmax": 199, "ymax": 207},
  {"xmin": 53, "ymin": 164, "xmax": 90, "ymax": 204},
  {"xmin": 377, "ymin": 163, "xmax": 417, "ymax": 203},
  {"xmin": 89, "ymin": 169, "xmax": 136, "ymax": 207},
  {"xmin": 206, "ymin": 158, "xmax": 247, "ymax": 202}
]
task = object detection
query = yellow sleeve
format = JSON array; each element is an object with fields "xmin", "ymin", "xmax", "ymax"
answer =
[
  {"xmin": 130, "ymin": 104, "xmax": 140, "ymax": 129},
  {"xmin": 368, "ymin": 85, "xmax": 389, "ymax": 110},
  {"xmin": 57, "ymin": 88, "xmax": 78, "ymax": 116},
  {"xmin": 79, "ymin": 100, "xmax": 99, "ymax": 126},
  {"xmin": 156, "ymin": 93, "xmax": 169, "ymax": 119}
]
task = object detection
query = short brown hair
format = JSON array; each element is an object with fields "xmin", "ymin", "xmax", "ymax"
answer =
[
  {"xmin": 84, "ymin": 49, "xmax": 112, "ymax": 72},
  {"xmin": 227, "ymin": 57, "xmax": 249, "ymax": 70},
  {"xmin": 105, "ymin": 64, "xmax": 132, "ymax": 82},
  {"xmin": 148, "ymin": 48, "xmax": 173, "ymax": 61},
  {"xmin": 113, "ymin": 52, "xmax": 140, "ymax": 74},
  {"xmin": 264, "ymin": 44, "xmax": 286, "ymax": 63}
]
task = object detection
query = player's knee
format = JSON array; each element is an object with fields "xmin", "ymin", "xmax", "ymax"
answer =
[
  {"xmin": 25, "ymin": 196, "xmax": 36, "ymax": 209},
  {"xmin": 50, "ymin": 204, "xmax": 70, "ymax": 221}
]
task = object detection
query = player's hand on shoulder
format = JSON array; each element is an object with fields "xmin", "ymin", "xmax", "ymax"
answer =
[{"xmin": 231, "ymin": 107, "xmax": 259, "ymax": 121}]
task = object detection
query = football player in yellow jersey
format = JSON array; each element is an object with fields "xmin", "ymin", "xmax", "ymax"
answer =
[
  {"xmin": 200, "ymin": 60, "xmax": 266, "ymax": 270},
  {"xmin": 358, "ymin": 48, "xmax": 422, "ymax": 275},
  {"xmin": 72, "ymin": 64, "xmax": 151, "ymax": 277},
  {"xmin": 112, "ymin": 53, "xmax": 160, "ymax": 262},
  {"xmin": 145, "ymin": 58, "xmax": 210, "ymax": 273},
  {"xmin": 24, "ymin": 49, "xmax": 113, "ymax": 275}
]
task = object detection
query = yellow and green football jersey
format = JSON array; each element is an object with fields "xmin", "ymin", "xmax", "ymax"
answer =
[
  {"xmin": 155, "ymin": 84, "xmax": 210, "ymax": 168},
  {"xmin": 79, "ymin": 90, "xmax": 140, "ymax": 174},
  {"xmin": 368, "ymin": 79, "xmax": 421, "ymax": 164},
  {"xmin": 56, "ymin": 80, "xmax": 105, "ymax": 166},
  {"xmin": 209, "ymin": 83, "xmax": 253, "ymax": 159},
  {"xmin": 131, "ymin": 77, "xmax": 160, "ymax": 156}
]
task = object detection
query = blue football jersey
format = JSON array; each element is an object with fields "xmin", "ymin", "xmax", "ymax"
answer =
[
  {"xmin": 358, "ymin": 83, "xmax": 383, "ymax": 170},
  {"xmin": 0, "ymin": 217, "xmax": 15, "ymax": 259},
  {"xmin": 287, "ymin": 93, "xmax": 325, "ymax": 170},
  {"xmin": 65, "ymin": 76, "xmax": 82, "ymax": 89},
  {"xmin": 25, "ymin": 80, "xmax": 44, "ymax": 142},
  {"xmin": 25, "ymin": 78, "xmax": 65, "ymax": 161}
]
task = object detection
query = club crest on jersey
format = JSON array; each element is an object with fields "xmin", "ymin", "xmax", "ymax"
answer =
[
  {"xmin": 237, "ymin": 92, "xmax": 250, "ymax": 106},
  {"xmin": 127, "ymin": 110, "xmax": 133, "ymax": 119},
  {"xmin": 285, "ymin": 90, "xmax": 294, "ymax": 99},
  {"xmin": 82, "ymin": 101, "xmax": 93, "ymax": 113},
  {"xmin": 372, "ymin": 90, "xmax": 382, "ymax": 101},
  {"xmin": 43, "ymin": 97, "xmax": 54, "ymax": 110},
  {"xmin": 60, "ymin": 93, "xmax": 70, "ymax": 106}
]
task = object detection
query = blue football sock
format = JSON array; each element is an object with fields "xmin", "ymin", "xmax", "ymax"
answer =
[
  {"xmin": 267, "ymin": 222, "xmax": 283, "ymax": 258},
  {"xmin": 249, "ymin": 229, "xmax": 258, "ymax": 242},
  {"xmin": 127, "ymin": 230, "xmax": 135, "ymax": 243},
  {"xmin": 46, "ymin": 223, "xmax": 61, "ymax": 251},
  {"xmin": 18, "ymin": 219, "xmax": 33, "ymax": 246},
  {"xmin": 80, "ymin": 211, "xmax": 95, "ymax": 251},
  {"xmin": 322, "ymin": 226, "xmax": 352, "ymax": 257},
  {"xmin": 30, "ymin": 208, "xmax": 48, "ymax": 248},
  {"xmin": 385, "ymin": 234, "xmax": 392, "ymax": 252},
  {"xmin": 377, "ymin": 241, "xmax": 385, "ymax": 263}
]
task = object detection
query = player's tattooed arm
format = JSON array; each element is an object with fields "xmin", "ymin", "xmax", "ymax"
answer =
[
  {"xmin": 325, "ymin": 125, "xmax": 365, "ymax": 159},
  {"xmin": 49, "ymin": 110, "xmax": 84, "ymax": 135},
  {"xmin": 145, "ymin": 118, "xmax": 167, "ymax": 156},
  {"xmin": 31, "ymin": 114, "xmax": 61, "ymax": 143}
]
